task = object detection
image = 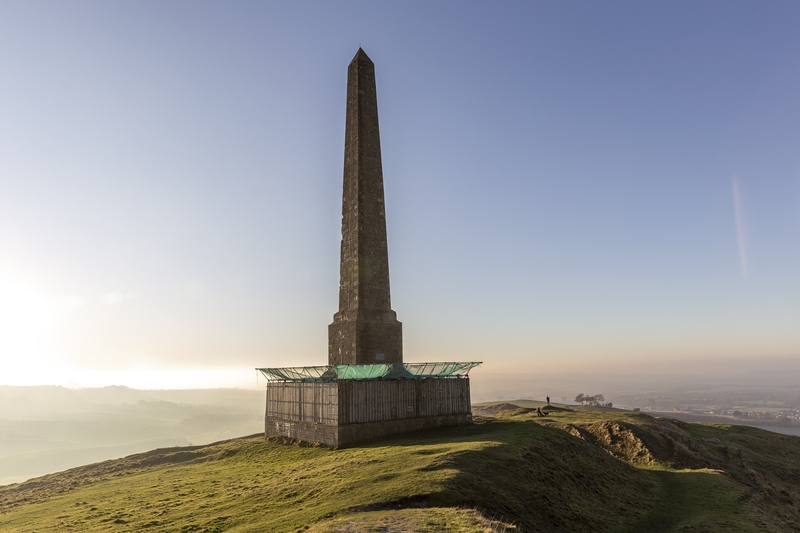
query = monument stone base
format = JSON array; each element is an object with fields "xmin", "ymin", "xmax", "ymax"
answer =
[{"xmin": 263, "ymin": 378, "xmax": 473, "ymax": 448}]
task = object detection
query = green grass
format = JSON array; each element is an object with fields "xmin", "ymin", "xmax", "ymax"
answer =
[{"xmin": 2, "ymin": 405, "xmax": 799, "ymax": 532}]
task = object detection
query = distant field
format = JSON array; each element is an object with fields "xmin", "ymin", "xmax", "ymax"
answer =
[
  {"xmin": 473, "ymin": 399, "xmax": 625, "ymax": 412},
  {"xmin": 750, "ymin": 425, "xmax": 800, "ymax": 437},
  {"xmin": 2, "ymin": 405, "xmax": 800, "ymax": 531},
  {"xmin": 477, "ymin": 400, "xmax": 800, "ymax": 437},
  {"xmin": 0, "ymin": 386, "xmax": 264, "ymax": 485},
  {"xmin": 645, "ymin": 410, "xmax": 800, "ymax": 438}
]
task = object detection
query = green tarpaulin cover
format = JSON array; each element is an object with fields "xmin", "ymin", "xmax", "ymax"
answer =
[{"xmin": 257, "ymin": 362, "xmax": 481, "ymax": 382}]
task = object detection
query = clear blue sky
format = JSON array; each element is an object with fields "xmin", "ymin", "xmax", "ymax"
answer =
[{"xmin": 1, "ymin": 1, "xmax": 799, "ymax": 387}]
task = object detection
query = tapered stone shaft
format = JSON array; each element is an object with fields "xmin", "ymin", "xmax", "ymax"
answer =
[{"xmin": 328, "ymin": 49, "xmax": 402, "ymax": 365}]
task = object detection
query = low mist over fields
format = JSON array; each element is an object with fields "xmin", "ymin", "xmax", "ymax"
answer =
[
  {"xmin": 0, "ymin": 386, "xmax": 263, "ymax": 485},
  {"xmin": 473, "ymin": 366, "xmax": 800, "ymax": 437},
  {"xmin": 4, "ymin": 362, "xmax": 800, "ymax": 486}
]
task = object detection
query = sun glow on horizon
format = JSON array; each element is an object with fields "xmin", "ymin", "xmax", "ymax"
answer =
[
  {"xmin": 0, "ymin": 279, "xmax": 57, "ymax": 355},
  {"xmin": 0, "ymin": 274, "xmax": 89, "ymax": 382},
  {"xmin": 0, "ymin": 362, "xmax": 262, "ymax": 390}
]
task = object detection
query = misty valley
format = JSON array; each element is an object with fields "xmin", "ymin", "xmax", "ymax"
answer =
[{"xmin": 0, "ymin": 386, "xmax": 263, "ymax": 485}]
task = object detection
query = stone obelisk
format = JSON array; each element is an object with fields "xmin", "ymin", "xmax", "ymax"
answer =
[{"xmin": 328, "ymin": 49, "xmax": 402, "ymax": 366}]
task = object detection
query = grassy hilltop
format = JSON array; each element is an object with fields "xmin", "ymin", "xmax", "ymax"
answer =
[{"xmin": 1, "ymin": 405, "xmax": 800, "ymax": 532}]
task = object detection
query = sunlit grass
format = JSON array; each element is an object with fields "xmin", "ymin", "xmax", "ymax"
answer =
[{"xmin": 2, "ymin": 407, "xmax": 799, "ymax": 532}]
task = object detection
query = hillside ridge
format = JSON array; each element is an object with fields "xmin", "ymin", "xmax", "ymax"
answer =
[{"xmin": 2, "ymin": 407, "xmax": 799, "ymax": 532}]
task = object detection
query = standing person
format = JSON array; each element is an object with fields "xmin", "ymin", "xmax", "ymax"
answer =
[{"xmin": 546, "ymin": 396, "xmax": 550, "ymax": 406}]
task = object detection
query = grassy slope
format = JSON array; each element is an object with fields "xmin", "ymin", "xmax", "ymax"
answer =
[{"xmin": 1, "ymin": 406, "xmax": 800, "ymax": 532}]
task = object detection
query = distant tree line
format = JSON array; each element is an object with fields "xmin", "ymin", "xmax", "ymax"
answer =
[{"xmin": 574, "ymin": 393, "xmax": 612, "ymax": 408}]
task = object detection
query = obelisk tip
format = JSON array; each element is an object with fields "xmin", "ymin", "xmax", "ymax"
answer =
[{"xmin": 351, "ymin": 47, "xmax": 373, "ymax": 65}]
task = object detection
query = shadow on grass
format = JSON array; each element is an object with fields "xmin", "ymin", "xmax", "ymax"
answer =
[
  {"xmin": 351, "ymin": 419, "xmax": 654, "ymax": 532},
  {"xmin": 352, "ymin": 417, "xmax": 768, "ymax": 533},
  {"xmin": 633, "ymin": 469, "xmax": 753, "ymax": 533}
]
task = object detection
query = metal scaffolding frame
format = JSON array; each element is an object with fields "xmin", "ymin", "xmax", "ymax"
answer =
[{"xmin": 257, "ymin": 362, "xmax": 481, "ymax": 383}]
